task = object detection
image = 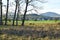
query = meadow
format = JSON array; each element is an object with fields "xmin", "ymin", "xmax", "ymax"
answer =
[
  {"xmin": 3, "ymin": 20, "xmax": 60, "ymax": 25},
  {"xmin": 0, "ymin": 20, "xmax": 60, "ymax": 40}
]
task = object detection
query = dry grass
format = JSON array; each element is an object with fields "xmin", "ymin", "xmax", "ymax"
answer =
[
  {"xmin": 0, "ymin": 34, "xmax": 60, "ymax": 40},
  {"xmin": 0, "ymin": 20, "xmax": 60, "ymax": 40}
]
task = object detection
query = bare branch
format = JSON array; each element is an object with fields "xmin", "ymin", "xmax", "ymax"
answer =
[{"xmin": 35, "ymin": 0, "xmax": 48, "ymax": 3}]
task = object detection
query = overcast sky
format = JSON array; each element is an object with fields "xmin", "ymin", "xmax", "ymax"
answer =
[
  {"xmin": 43, "ymin": 0, "xmax": 60, "ymax": 14},
  {"xmin": 2, "ymin": 0, "xmax": 60, "ymax": 14}
]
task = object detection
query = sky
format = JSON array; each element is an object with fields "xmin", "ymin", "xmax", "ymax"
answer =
[
  {"xmin": 2, "ymin": 0, "xmax": 60, "ymax": 14},
  {"xmin": 42, "ymin": 0, "xmax": 60, "ymax": 14}
]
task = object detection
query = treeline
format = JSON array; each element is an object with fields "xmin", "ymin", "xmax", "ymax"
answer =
[
  {"xmin": 6, "ymin": 14, "xmax": 60, "ymax": 21},
  {"xmin": 0, "ymin": 0, "xmax": 46, "ymax": 26}
]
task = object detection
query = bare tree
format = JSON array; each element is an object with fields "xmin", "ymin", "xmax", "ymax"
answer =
[
  {"xmin": 12, "ymin": 0, "xmax": 18, "ymax": 26},
  {"xmin": 21, "ymin": 0, "xmax": 47, "ymax": 26},
  {"xmin": 0, "ymin": 0, "xmax": 3, "ymax": 25},
  {"xmin": 5, "ymin": 0, "xmax": 9, "ymax": 25},
  {"xmin": 16, "ymin": 0, "xmax": 20, "ymax": 26},
  {"xmin": 21, "ymin": 0, "xmax": 29, "ymax": 26}
]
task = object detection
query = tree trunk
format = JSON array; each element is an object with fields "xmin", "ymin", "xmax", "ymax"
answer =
[
  {"xmin": 12, "ymin": 0, "xmax": 18, "ymax": 26},
  {"xmin": 16, "ymin": 2, "xmax": 20, "ymax": 26},
  {"xmin": 21, "ymin": 0, "xmax": 28, "ymax": 26},
  {"xmin": 5, "ymin": 0, "xmax": 9, "ymax": 25},
  {"xmin": 0, "ymin": 0, "xmax": 3, "ymax": 25}
]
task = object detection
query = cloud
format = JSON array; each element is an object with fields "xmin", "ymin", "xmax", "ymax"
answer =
[{"xmin": 2, "ymin": 0, "xmax": 60, "ymax": 14}]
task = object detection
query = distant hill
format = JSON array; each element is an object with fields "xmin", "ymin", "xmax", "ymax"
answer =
[
  {"xmin": 26, "ymin": 14, "xmax": 38, "ymax": 16},
  {"xmin": 6, "ymin": 12, "xmax": 60, "ymax": 20},
  {"xmin": 40, "ymin": 12, "xmax": 60, "ymax": 17}
]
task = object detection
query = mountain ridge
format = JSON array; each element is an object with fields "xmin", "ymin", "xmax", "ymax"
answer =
[{"xmin": 40, "ymin": 12, "xmax": 60, "ymax": 17}]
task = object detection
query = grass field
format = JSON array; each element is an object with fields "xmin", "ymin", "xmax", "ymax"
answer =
[
  {"xmin": 3, "ymin": 20, "xmax": 60, "ymax": 25},
  {"xmin": 0, "ymin": 34, "xmax": 60, "ymax": 40},
  {"xmin": 0, "ymin": 20, "xmax": 60, "ymax": 40}
]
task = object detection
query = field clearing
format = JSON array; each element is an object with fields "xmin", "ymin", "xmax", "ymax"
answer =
[
  {"xmin": 0, "ymin": 25, "xmax": 60, "ymax": 40},
  {"xmin": 0, "ymin": 20, "xmax": 60, "ymax": 40},
  {"xmin": 0, "ymin": 34, "xmax": 60, "ymax": 40},
  {"xmin": 2, "ymin": 20, "xmax": 60, "ymax": 30},
  {"xmin": 3, "ymin": 20, "xmax": 60, "ymax": 25}
]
